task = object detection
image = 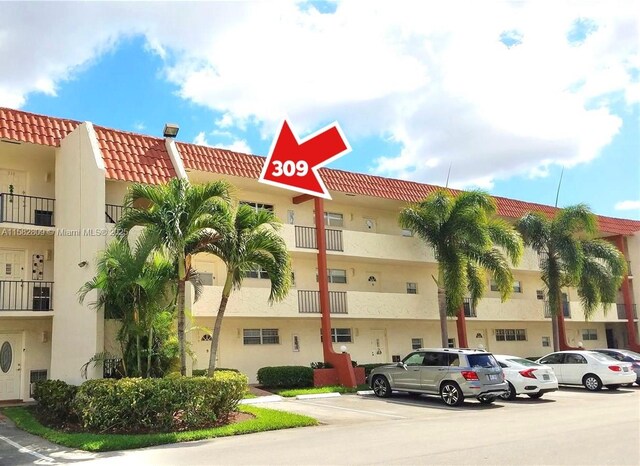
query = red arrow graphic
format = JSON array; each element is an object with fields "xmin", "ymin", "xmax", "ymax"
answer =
[{"xmin": 259, "ymin": 120, "xmax": 351, "ymax": 199}]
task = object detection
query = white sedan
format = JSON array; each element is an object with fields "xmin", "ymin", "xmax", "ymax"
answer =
[
  {"xmin": 536, "ymin": 350, "xmax": 636, "ymax": 391},
  {"xmin": 494, "ymin": 355, "xmax": 558, "ymax": 400}
]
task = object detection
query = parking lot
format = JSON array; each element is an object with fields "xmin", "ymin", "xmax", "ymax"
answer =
[{"xmin": 2, "ymin": 386, "xmax": 639, "ymax": 465}]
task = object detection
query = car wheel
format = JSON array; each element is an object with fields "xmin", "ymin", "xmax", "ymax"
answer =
[
  {"xmin": 605, "ymin": 384, "xmax": 620, "ymax": 390},
  {"xmin": 372, "ymin": 375, "xmax": 392, "ymax": 398},
  {"xmin": 477, "ymin": 396, "xmax": 495, "ymax": 405},
  {"xmin": 582, "ymin": 374, "xmax": 603, "ymax": 391},
  {"xmin": 499, "ymin": 382, "xmax": 517, "ymax": 401},
  {"xmin": 440, "ymin": 382, "xmax": 464, "ymax": 407},
  {"xmin": 527, "ymin": 393, "xmax": 544, "ymax": 399}
]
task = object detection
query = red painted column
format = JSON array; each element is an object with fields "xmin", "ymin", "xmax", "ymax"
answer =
[
  {"xmin": 314, "ymin": 197, "xmax": 357, "ymax": 387},
  {"xmin": 456, "ymin": 307, "xmax": 468, "ymax": 348},
  {"xmin": 613, "ymin": 235, "xmax": 640, "ymax": 351}
]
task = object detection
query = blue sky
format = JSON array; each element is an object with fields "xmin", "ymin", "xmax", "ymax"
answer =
[{"xmin": 1, "ymin": 1, "xmax": 638, "ymax": 220}]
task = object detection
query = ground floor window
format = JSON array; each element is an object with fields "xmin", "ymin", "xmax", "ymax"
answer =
[
  {"xmin": 495, "ymin": 329, "xmax": 527, "ymax": 341},
  {"xmin": 542, "ymin": 336, "xmax": 550, "ymax": 347},
  {"xmin": 411, "ymin": 338, "xmax": 423, "ymax": 350},
  {"xmin": 243, "ymin": 328, "xmax": 280, "ymax": 345},
  {"xmin": 447, "ymin": 338, "xmax": 456, "ymax": 348},
  {"xmin": 582, "ymin": 329, "xmax": 598, "ymax": 341},
  {"xmin": 320, "ymin": 328, "xmax": 352, "ymax": 343}
]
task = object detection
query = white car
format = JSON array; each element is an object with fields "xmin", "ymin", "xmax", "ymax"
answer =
[
  {"xmin": 494, "ymin": 355, "xmax": 558, "ymax": 400},
  {"xmin": 536, "ymin": 350, "xmax": 636, "ymax": 391}
]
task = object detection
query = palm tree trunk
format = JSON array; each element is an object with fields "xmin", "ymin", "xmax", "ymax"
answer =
[
  {"xmin": 146, "ymin": 326, "xmax": 153, "ymax": 378},
  {"xmin": 208, "ymin": 271, "xmax": 233, "ymax": 376},
  {"xmin": 551, "ymin": 314, "xmax": 560, "ymax": 352},
  {"xmin": 437, "ymin": 286, "xmax": 448, "ymax": 347},
  {"xmin": 177, "ymin": 278, "xmax": 186, "ymax": 376},
  {"xmin": 136, "ymin": 334, "xmax": 142, "ymax": 376}
]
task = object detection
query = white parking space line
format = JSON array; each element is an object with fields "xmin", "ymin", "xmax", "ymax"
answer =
[
  {"xmin": 295, "ymin": 400, "xmax": 408, "ymax": 419},
  {"xmin": 0, "ymin": 434, "xmax": 55, "ymax": 464}
]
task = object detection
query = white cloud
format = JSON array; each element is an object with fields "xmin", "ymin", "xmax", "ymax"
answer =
[
  {"xmin": 193, "ymin": 131, "xmax": 252, "ymax": 154},
  {"xmin": 0, "ymin": 1, "xmax": 637, "ymax": 188},
  {"xmin": 614, "ymin": 200, "xmax": 640, "ymax": 211}
]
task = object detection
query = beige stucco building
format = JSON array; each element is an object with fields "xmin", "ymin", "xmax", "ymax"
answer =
[{"xmin": 1, "ymin": 107, "xmax": 639, "ymax": 399}]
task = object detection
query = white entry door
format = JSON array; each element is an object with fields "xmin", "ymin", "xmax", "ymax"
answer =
[
  {"xmin": 369, "ymin": 329, "xmax": 387, "ymax": 363},
  {"xmin": 0, "ymin": 333, "xmax": 22, "ymax": 401},
  {"xmin": 0, "ymin": 169, "xmax": 27, "ymax": 223},
  {"xmin": 0, "ymin": 249, "xmax": 25, "ymax": 310}
]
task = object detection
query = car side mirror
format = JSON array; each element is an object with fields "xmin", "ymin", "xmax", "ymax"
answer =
[{"xmin": 396, "ymin": 362, "xmax": 407, "ymax": 370}]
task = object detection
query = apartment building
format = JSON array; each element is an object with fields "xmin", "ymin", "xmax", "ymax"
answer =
[{"xmin": 1, "ymin": 107, "xmax": 639, "ymax": 400}]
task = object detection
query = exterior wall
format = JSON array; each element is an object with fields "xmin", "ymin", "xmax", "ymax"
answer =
[
  {"xmin": 50, "ymin": 123, "xmax": 107, "ymax": 384},
  {"xmin": 0, "ymin": 142, "xmax": 56, "ymax": 199}
]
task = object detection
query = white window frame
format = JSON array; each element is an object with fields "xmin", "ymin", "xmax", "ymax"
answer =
[
  {"xmin": 495, "ymin": 328, "xmax": 527, "ymax": 342},
  {"xmin": 245, "ymin": 266, "xmax": 269, "ymax": 279},
  {"xmin": 324, "ymin": 212, "xmax": 344, "ymax": 228},
  {"xmin": 320, "ymin": 328, "xmax": 353, "ymax": 343},
  {"xmin": 582, "ymin": 329, "xmax": 598, "ymax": 341},
  {"xmin": 240, "ymin": 201, "xmax": 274, "ymax": 213},
  {"xmin": 491, "ymin": 280, "xmax": 522, "ymax": 293},
  {"xmin": 406, "ymin": 282, "xmax": 418, "ymax": 294},
  {"xmin": 243, "ymin": 328, "xmax": 280, "ymax": 345},
  {"xmin": 327, "ymin": 268, "xmax": 347, "ymax": 284},
  {"xmin": 411, "ymin": 338, "xmax": 423, "ymax": 350}
]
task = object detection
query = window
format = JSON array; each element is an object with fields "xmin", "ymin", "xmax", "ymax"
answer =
[
  {"xmin": 201, "ymin": 334, "xmax": 212, "ymax": 341},
  {"xmin": 324, "ymin": 212, "xmax": 344, "ymax": 227},
  {"xmin": 447, "ymin": 338, "xmax": 456, "ymax": 348},
  {"xmin": 320, "ymin": 328, "xmax": 353, "ymax": 343},
  {"xmin": 29, "ymin": 370, "xmax": 47, "ymax": 396},
  {"xmin": 495, "ymin": 328, "xmax": 527, "ymax": 341},
  {"xmin": 406, "ymin": 282, "xmax": 417, "ymax": 294},
  {"xmin": 401, "ymin": 229, "xmax": 413, "ymax": 237},
  {"xmin": 536, "ymin": 290, "xmax": 545, "ymax": 300},
  {"xmin": 392, "ymin": 355, "xmax": 401, "ymax": 362},
  {"xmin": 403, "ymin": 352, "xmax": 425, "ymax": 366},
  {"xmin": 240, "ymin": 201, "xmax": 274, "ymax": 213},
  {"xmin": 411, "ymin": 338, "xmax": 423, "ymax": 350},
  {"xmin": 582, "ymin": 329, "xmax": 598, "ymax": 341},
  {"xmin": 199, "ymin": 273, "xmax": 214, "ymax": 286},
  {"xmin": 327, "ymin": 269, "xmax": 347, "ymax": 284},
  {"xmin": 491, "ymin": 280, "xmax": 522, "ymax": 293},
  {"xmin": 539, "ymin": 353, "xmax": 564, "ymax": 364},
  {"xmin": 423, "ymin": 352, "xmax": 449, "ymax": 366},
  {"xmin": 243, "ymin": 329, "xmax": 280, "ymax": 345},
  {"xmin": 542, "ymin": 336, "xmax": 550, "ymax": 347},
  {"xmin": 5, "ymin": 264, "xmax": 11, "ymax": 275},
  {"xmin": 565, "ymin": 353, "xmax": 587, "ymax": 364},
  {"xmin": 245, "ymin": 266, "xmax": 269, "ymax": 279}
]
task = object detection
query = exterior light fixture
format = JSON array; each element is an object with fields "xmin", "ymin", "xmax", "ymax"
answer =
[
  {"xmin": 163, "ymin": 123, "xmax": 180, "ymax": 138},
  {"xmin": 78, "ymin": 261, "xmax": 88, "ymax": 268},
  {"xmin": 340, "ymin": 345, "xmax": 348, "ymax": 353}
]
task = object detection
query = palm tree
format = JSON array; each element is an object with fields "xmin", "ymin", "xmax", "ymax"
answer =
[
  {"xmin": 399, "ymin": 189, "xmax": 523, "ymax": 347},
  {"xmin": 517, "ymin": 204, "xmax": 626, "ymax": 351},
  {"xmin": 117, "ymin": 178, "xmax": 231, "ymax": 375},
  {"xmin": 204, "ymin": 203, "xmax": 292, "ymax": 375},
  {"xmin": 79, "ymin": 231, "xmax": 175, "ymax": 377}
]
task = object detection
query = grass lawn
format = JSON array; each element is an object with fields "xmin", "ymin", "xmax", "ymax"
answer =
[
  {"xmin": 276, "ymin": 384, "xmax": 370, "ymax": 397},
  {"xmin": 1, "ymin": 405, "xmax": 317, "ymax": 452}
]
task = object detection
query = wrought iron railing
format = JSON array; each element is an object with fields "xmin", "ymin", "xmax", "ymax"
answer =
[
  {"xmin": 0, "ymin": 193, "xmax": 55, "ymax": 226},
  {"xmin": 105, "ymin": 204, "xmax": 123, "ymax": 224},
  {"xmin": 298, "ymin": 290, "xmax": 348, "ymax": 314},
  {"xmin": 463, "ymin": 297, "xmax": 477, "ymax": 317},
  {"xmin": 617, "ymin": 303, "xmax": 638, "ymax": 320},
  {"xmin": 294, "ymin": 226, "xmax": 343, "ymax": 251},
  {"xmin": 544, "ymin": 301, "xmax": 571, "ymax": 319},
  {"xmin": 0, "ymin": 280, "xmax": 53, "ymax": 311}
]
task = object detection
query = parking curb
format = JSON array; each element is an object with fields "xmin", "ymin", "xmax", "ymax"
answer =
[
  {"xmin": 239, "ymin": 395, "xmax": 284, "ymax": 404},
  {"xmin": 295, "ymin": 392, "xmax": 342, "ymax": 400},
  {"xmin": 356, "ymin": 390, "xmax": 374, "ymax": 396}
]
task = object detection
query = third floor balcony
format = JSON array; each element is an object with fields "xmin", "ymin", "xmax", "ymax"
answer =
[{"xmin": 0, "ymin": 193, "xmax": 55, "ymax": 227}]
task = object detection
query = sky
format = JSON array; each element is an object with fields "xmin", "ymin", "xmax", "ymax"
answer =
[{"xmin": 1, "ymin": 0, "xmax": 638, "ymax": 220}]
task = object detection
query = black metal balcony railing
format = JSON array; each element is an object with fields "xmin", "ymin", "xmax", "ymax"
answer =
[
  {"xmin": 616, "ymin": 303, "xmax": 638, "ymax": 320},
  {"xmin": 463, "ymin": 298, "xmax": 477, "ymax": 317},
  {"xmin": 105, "ymin": 204, "xmax": 123, "ymax": 224},
  {"xmin": 0, "ymin": 281, "xmax": 54, "ymax": 311},
  {"xmin": 0, "ymin": 193, "xmax": 55, "ymax": 226},
  {"xmin": 544, "ymin": 301, "xmax": 571, "ymax": 319},
  {"xmin": 538, "ymin": 252, "xmax": 548, "ymax": 268},
  {"xmin": 295, "ymin": 226, "xmax": 343, "ymax": 252},
  {"xmin": 298, "ymin": 290, "xmax": 348, "ymax": 314}
]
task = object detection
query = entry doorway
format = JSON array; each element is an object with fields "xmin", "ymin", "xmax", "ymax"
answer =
[
  {"xmin": 369, "ymin": 329, "xmax": 387, "ymax": 363},
  {"xmin": 0, "ymin": 333, "xmax": 23, "ymax": 401}
]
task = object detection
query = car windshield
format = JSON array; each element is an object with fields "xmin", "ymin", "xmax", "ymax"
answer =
[
  {"xmin": 590, "ymin": 352, "xmax": 618, "ymax": 363},
  {"xmin": 467, "ymin": 354, "xmax": 499, "ymax": 368},
  {"xmin": 619, "ymin": 350, "xmax": 640, "ymax": 361},
  {"xmin": 507, "ymin": 358, "xmax": 540, "ymax": 367}
]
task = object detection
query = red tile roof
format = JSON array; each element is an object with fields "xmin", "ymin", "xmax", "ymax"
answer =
[
  {"xmin": 0, "ymin": 107, "xmax": 78, "ymax": 146},
  {"xmin": 94, "ymin": 126, "xmax": 176, "ymax": 184},
  {"xmin": 2, "ymin": 107, "xmax": 639, "ymax": 235}
]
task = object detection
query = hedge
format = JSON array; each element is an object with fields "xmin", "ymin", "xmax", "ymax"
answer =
[
  {"xmin": 32, "ymin": 380, "xmax": 78, "ymax": 425},
  {"xmin": 257, "ymin": 366, "xmax": 313, "ymax": 388},
  {"xmin": 72, "ymin": 372, "xmax": 247, "ymax": 433},
  {"xmin": 192, "ymin": 368, "xmax": 239, "ymax": 377}
]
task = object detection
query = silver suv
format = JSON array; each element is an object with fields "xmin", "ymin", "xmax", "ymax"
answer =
[{"xmin": 369, "ymin": 348, "xmax": 508, "ymax": 406}]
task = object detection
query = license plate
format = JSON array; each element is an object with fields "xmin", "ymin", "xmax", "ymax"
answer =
[
  {"xmin": 543, "ymin": 374, "xmax": 550, "ymax": 380},
  {"xmin": 488, "ymin": 374, "xmax": 498, "ymax": 381},
  {"xmin": 623, "ymin": 367, "xmax": 629, "ymax": 372}
]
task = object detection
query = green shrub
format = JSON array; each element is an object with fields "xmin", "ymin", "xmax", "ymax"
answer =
[
  {"xmin": 309, "ymin": 361, "xmax": 333, "ymax": 369},
  {"xmin": 257, "ymin": 366, "xmax": 313, "ymax": 388},
  {"xmin": 359, "ymin": 363, "xmax": 388, "ymax": 377},
  {"xmin": 72, "ymin": 372, "xmax": 247, "ymax": 433},
  {"xmin": 32, "ymin": 379, "xmax": 78, "ymax": 425},
  {"xmin": 192, "ymin": 368, "xmax": 240, "ymax": 377}
]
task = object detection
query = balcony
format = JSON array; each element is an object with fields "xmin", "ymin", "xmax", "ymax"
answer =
[
  {"xmin": 0, "ymin": 281, "xmax": 53, "ymax": 311},
  {"xmin": 0, "ymin": 193, "xmax": 55, "ymax": 226},
  {"xmin": 544, "ymin": 301, "xmax": 571, "ymax": 319},
  {"xmin": 105, "ymin": 204, "xmax": 123, "ymax": 224},
  {"xmin": 298, "ymin": 290, "xmax": 348, "ymax": 314},
  {"xmin": 463, "ymin": 298, "xmax": 477, "ymax": 317},
  {"xmin": 617, "ymin": 303, "xmax": 638, "ymax": 320},
  {"xmin": 294, "ymin": 226, "xmax": 343, "ymax": 251}
]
